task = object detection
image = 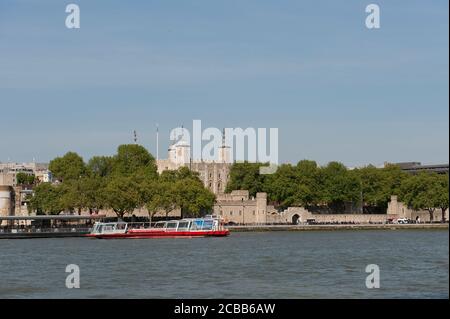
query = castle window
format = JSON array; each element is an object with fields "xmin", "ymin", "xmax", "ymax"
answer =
[{"xmin": 230, "ymin": 211, "xmax": 233, "ymax": 216}]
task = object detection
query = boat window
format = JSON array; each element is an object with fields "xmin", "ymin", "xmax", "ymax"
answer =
[
  {"xmin": 203, "ymin": 220, "xmax": 214, "ymax": 230},
  {"xmin": 178, "ymin": 221, "xmax": 189, "ymax": 230},
  {"xmin": 166, "ymin": 222, "xmax": 178, "ymax": 229},
  {"xmin": 191, "ymin": 220, "xmax": 203, "ymax": 230},
  {"xmin": 155, "ymin": 222, "xmax": 166, "ymax": 228}
]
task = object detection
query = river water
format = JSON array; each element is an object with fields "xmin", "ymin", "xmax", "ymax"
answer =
[{"xmin": 0, "ymin": 230, "xmax": 448, "ymax": 299}]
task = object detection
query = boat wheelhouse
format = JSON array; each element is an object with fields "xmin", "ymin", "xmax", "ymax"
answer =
[{"xmin": 87, "ymin": 216, "xmax": 230, "ymax": 239}]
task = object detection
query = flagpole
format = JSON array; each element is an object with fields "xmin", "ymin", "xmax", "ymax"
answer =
[{"xmin": 156, "ymin": 123, "xmax": 159, "ymax": 161}]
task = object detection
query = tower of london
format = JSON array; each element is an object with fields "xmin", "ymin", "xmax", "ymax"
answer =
[{"xmin": 156, "ymin": 134, "xmax": 232, "ymax": 195}]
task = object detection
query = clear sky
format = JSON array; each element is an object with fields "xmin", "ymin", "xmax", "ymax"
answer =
[{"xmin": 0, "ymin": 0, "xmax": 448, "ymax": 167}]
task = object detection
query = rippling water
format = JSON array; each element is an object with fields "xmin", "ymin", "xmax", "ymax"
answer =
[{"xmin": 0, "ymin": 230, "xmax": 448, "ymax": 299}]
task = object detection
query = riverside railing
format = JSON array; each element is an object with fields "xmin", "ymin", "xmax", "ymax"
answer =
[{"xmin": 0, "ymin": 227, "xmax": 92, "ymax": 234}]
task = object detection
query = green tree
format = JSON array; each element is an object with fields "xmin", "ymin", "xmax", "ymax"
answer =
[
  {"xmin": 155, "ymin": 167, "xmax": 216, "ymax": 218},
  {"xmin": 400, "ymin": 173, "xmax": 442, "ymax": 222},
  {"xmin": 49, "ymin": 152, "xmax": 87, "ymax": 182},
  {"xmin": 80, "ymin": 176, "xmax": 106, "ymax": 214},
  {"xmin": 58, "ymin": 181, "xmax": 83, "ymax": 214},
  {"xmin": 294, "ymin": 160, "xmax": 321, "ymax": 207},
  {"xmin": 88, "ymin": 156, "xmax": 114, "ymax": 178},
  {"xmin": 353, "ymin": 165, "xmax": 385, "ymax": 209},
  {"xmin": 382, "ymin": 164, "xmax": 408, "ymax": 199},
  {"xmin": 143, "ymin": 180, "xmax": 178, "ymax": 221},
  {"xmin": 350, "ymin": 164, "xmax": 408, "ymax": 212},
  {"xmin": 319, "ymin": 162, "xmax": 360, "ymax": 212},
  {"xmin": 174, "ymin": 178, "xmax": 216, "ymax": 218},
  {"xmin": 103, "ymin": 176, "xmax": 143, "ymax": 219},
  {"xmin": 263, "ymin": 160, "xmax": 321, "ymax": 209},
  {"xmin": 160, "ymin": 166, "xmax": 200, "ymax": 183},
  {"xmin": 16, "ymin": 173, "xmax": 35, "ymax": 185},
  {"xmin": 265, "ymin": 164, "xmax": 298, "ymax": 208},
  {"xmin": 28, "ymin": 183, "xmax": 63, "ymax": 215},
  {"xmin": 226, "ymin": 162, "xmax": 267, "ymax": 197},
  {"xmin": 112, "ymin": 144, "xmax": 157, "ymax": 179},
  {"xmin": 58, "ymin": 178, "xmax": 106, "ymax": 215}
]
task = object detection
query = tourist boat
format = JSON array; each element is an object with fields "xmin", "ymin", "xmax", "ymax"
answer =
[{"xmin": 86, "ymin": 216, "xmax": 230, "ymax": 239}]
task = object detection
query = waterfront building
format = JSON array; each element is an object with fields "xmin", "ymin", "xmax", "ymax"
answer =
[
  {"xmin": 0, "ymin": 162, "xmax": 51, "ymax": 185},
  {"xmin": 0, "ymin": 173, "xmax": 15, "ymax": 186},
  {"xmin": 0, "ymin": 186, "xmax": 14, "ymax": 226},
  {"xmin": 156, "ymin": 135, "xmax": 232, "ymax": 194},
  {"xmin": 213, "ymin": 190, "xmax": 271, "ymax": 225},
  {"xmin": 387, "ymin": 162, "xmax": 449, "ymax": 175}
]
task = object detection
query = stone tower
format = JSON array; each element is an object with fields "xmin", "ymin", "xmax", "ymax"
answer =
[
  {"xmin": 256, "ymin": 192, "xmax": 268, "ymax": 224},
  {"xmin": 0, "ymin": 186, "xmax": 14, "ymax": 226}
]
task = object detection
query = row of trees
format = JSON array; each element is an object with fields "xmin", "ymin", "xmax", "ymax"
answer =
[
  {"xmin": 226, "ymin": 161, "xmax": 449, "ymax": 221},
  {"xmin": 26, "ymin": 147, "xmax": 449, "ymax": 222},
  {"xmin": 28, "ymin": 145, "xmax": 215, "ymax": 220}
]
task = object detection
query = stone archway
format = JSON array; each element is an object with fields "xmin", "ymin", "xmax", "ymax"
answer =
[{"xmin": 292, "ymin": 214, "xmax": 301, "ymax": 225}]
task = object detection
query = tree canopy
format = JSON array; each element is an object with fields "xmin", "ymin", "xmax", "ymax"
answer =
[
  {"xmin": 400, "ymin": 173, "xmax": 448, "ymax": 222},
  {"xmin": 226, "ymin": 160, "xmax": 446, "ymax": 215},
  {"xmin": 88, "ymin": 156, "xmax": 114, "ymax": 178},
  {"xmin": 49, "ymin": 152, "xmax": 87, "ymax": 182},
  {"xmin": 225, "ymin": 162, "xmax": 267, "ymax": 197},
  {"xmin": 28, "ymin": 183, "xmax": 64, "ymax": 215},
  {"xmin": 112, "ymin": 144, "xmax": 158, "ymax": 179},
  {"xmin": 29, "ymin": 145, "xmax": 215, "ymax": 220},
  {"xmin": 16, "ymin": 173, "xmax": 36, "ymax": 186},
  {"xmin": 28, "ymin": 147, "xmax": 449, "ymax": 222}
]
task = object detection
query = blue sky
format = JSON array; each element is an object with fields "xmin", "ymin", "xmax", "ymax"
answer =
[{"xmin": 0, "ymin": 0, "xmax": 448, "ymax": 167}]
